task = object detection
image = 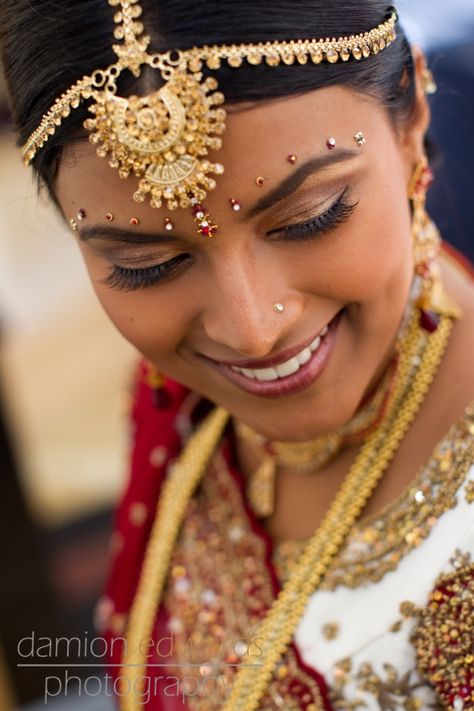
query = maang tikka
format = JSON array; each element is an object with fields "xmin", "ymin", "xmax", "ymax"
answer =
[{"xmin": 23, "ymin": 0, "xmax": 397, "ymax": 218}]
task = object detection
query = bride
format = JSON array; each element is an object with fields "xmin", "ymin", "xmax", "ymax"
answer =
[{"xmin": 2, "ymin": 0, "xmax": 473, "ymax": 708}]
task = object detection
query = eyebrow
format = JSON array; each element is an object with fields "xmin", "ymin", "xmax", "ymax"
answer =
[
  {"xmin": 247, "ymin": 148, "xmax": 359, "ymax": 217},
  {"xmin": 78, "ymin": 224, "xmax": 175, "ymax": 244},
  {"xmin": 78, "ymin": 148, "xmax": 360, "ymax": 244}
]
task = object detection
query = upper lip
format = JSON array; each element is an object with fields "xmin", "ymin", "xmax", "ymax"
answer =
[{"xmin": 203, "ymin": 314, "xmax": 336, "ymax": 370}]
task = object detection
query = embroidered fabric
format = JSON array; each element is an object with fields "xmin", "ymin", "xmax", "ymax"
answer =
[{"xmin": 273, "ymin": 405, "xmax": 474, "ymax": 590}]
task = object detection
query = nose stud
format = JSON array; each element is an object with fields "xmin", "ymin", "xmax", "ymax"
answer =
[{"xmin": 273, "ymin": 303, "xmax": 285, "ymax": 313}]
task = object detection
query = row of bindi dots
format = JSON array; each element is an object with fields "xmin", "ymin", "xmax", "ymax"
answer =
[{"xmin": 69, "ymin": 132, "xmax": 366, "ymax": 232}]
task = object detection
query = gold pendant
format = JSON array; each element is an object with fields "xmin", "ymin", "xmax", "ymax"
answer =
[
  {"xmin": 84, "ymin": 70, "xmax": 226, "ymax": 210},
  {"xmin": 247, "ymin": 455, "xmax": 276, "ymax": 518}
]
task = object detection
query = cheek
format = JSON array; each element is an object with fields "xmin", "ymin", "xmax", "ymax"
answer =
[
  {"xmin": 310, "ymin": 180, "xmax": 412, "ymax": 306},
  {"xmin": 101, "ymin": 289, "xmax": 189, "ymax": 357},
  {"xmin": 80, "ymin": 251, "xmax": 188, "ymax": 357}
]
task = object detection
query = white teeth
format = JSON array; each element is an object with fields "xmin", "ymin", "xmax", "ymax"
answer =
[
  {"xmin": 241, "ymin": 367, "xmax": 256, "ymax": 378},
  {"xmin": 228, "ymin": 320, "xmax": 331, "ymax": 382},
  {"xmin": 253, "ymin": 367, "xmax": 279, "ymax": 381},
  {"xmin": 297, "ymin": 347, "xmax": 312, "ymax": 365},
  {"xmin": 275, "ymin": 357, "xmax": 300, "ymax": 377},
  {"xmin": 309, "ymin": 335, "xmax": 321, "ymax": 352}
]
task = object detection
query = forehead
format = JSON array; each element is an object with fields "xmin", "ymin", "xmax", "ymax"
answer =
[{"xmin": 56, "ymin": 85, "xmax": 384, "ymax": 213}]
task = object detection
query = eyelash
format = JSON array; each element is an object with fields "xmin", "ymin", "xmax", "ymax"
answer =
[
  {"xmin": 101, "ymin": 254, "xmax": 190, "ymax": 292},
  {"xmin": 276, "ymin": 189, "xmax": 358, "ymax": 241},
  {"xmin": 102, "ymin": 190, "xmax": 358, "ymax": 291}
]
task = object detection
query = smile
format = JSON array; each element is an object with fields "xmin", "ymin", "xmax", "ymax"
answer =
[
  {"xmin": 229, "ymin": 326, "xmax": 329, "ymax": 381},
  {"xmin": 206, "ymin": 310, "xmax": 343, "ymax": 399}
]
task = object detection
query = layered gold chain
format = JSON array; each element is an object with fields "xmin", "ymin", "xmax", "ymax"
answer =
[
  {"xmin": 119, "ymin": 307, "xmax": 453, "ymax": 711},
  {"xmin": 222, "ymin": 313, "xmax": 452, "ymax": 710}
]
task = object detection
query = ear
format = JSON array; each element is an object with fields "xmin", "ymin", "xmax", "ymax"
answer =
[{"xmin": 398, "ymin": 45, "xmax": 432, "ymax": 182}]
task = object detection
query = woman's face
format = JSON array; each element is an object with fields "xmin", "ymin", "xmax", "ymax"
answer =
[{"xmin": 56, "ymin": 85, "xmax": 426, "ymax": 441}]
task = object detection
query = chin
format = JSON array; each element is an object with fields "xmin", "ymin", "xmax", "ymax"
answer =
[{"xmin": 238, "ymin": 389, "xmax": 362, "ymax": 442}]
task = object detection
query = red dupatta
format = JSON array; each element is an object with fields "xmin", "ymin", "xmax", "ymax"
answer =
[{"xmin": 97, "ymin": 360, "xmax": 333, "ymax": 710}]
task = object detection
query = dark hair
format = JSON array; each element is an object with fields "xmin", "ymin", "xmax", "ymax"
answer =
[{"xmin": 0, "ymin": 0, "xmax": 429, "ymax": 202}]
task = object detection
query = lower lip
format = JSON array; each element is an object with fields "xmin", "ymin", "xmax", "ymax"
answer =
[{"xmin": 207, "ymin": 310, "xmax": 342, "ymax": 399}]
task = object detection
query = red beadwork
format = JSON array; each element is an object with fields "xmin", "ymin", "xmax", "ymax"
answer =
[
  {"xmin": 419, "ymin": 309, "xmax": 440, "ymax": 333},
  {"xmin": 411, "ymin": 565, "xmax": 474, "ymax": 710},
  {"xmin": 190, "ymin": 194, "xmax": 217, "ymax": 237}
]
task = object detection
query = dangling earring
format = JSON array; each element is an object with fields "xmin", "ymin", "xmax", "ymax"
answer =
[
  {"xmin": 408, "ymin": 157, "xmax": 439, "ymax": 331},
  {"xmin": 145, "ymin": 362, "xmax": 172, "ymax": 409},
  {"xmin": 408, "ymin": 157, "xmax": 461, "ymax": 331}
]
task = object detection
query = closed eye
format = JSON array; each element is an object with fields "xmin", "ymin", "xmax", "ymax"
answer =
[
  {"xmin": 100, "ymin": 253, "xmax": 191, "ymax": 292},
  {"xmin": 269, "ymin": 189, "xmax": 358, "ymax": 241}
]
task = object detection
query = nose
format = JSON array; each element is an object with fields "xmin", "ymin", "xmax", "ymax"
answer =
[{"xmin": 201, "ymin": 258, "xmax": 303, "ymax": 359}]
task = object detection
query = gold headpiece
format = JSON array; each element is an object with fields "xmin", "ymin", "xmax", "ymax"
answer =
[{"xmin": 23, "ymin": 0, "xmax": 397, "ymax": 211}]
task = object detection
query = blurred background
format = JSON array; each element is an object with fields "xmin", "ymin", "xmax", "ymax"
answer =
[{"xmin": 0, "ymin": 1, "xmax": 473, "ymax": 709}]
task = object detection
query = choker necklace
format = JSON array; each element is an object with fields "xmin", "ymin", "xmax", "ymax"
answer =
[{"xmin": 235, "ymin": 354, "xmax": 399, "ymax": 517}]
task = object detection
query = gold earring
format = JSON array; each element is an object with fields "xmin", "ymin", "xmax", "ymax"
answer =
[{"xmin": 408, "ymin": 157, "xmax": 460, "ymax": 329}]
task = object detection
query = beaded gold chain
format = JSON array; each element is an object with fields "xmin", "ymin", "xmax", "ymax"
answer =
[{"xmin": 119, "ymin": 307, "xmax": 454, "ymax": 711}]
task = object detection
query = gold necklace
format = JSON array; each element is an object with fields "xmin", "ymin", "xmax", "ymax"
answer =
[
  {"xmin": 235, "ymin": 355, "xmax": 399, "ymax": 517},
  {"xmin": 222, "ymin": 311, "xmax": 453, "ymax": 711},
  {"xmin": 119, "ymin": 308, "xmax": 454, "ymax": 711}
]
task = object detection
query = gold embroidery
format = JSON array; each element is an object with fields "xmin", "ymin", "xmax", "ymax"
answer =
[
  {"xmin": 153, "ymin": 406, "xmax": 473, "ymax": 708},
  {"xmin": 160, "ymin": 453, "xmax": 325, "ymax": 710},
  {"xmin": 450, "ymin": 549, "xmax": 472, "ymax": 571},
  {"xmin": 330, "ymin": 657, "xmax": 443, "ymax": 710},
  {"xmin": 406, "ymin": 564, "xmax": 474, "ymax": 711},
  {"xmin": 273, "ymin": 405, "xmax": 474, "ymax": 591},
  {"xmin": 322, "ymin": 622, "xmax": 340, "ymax": 641},
  {"xmin": 465, "ymin": 481, "xmax": 474, "ymax": 504}
]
